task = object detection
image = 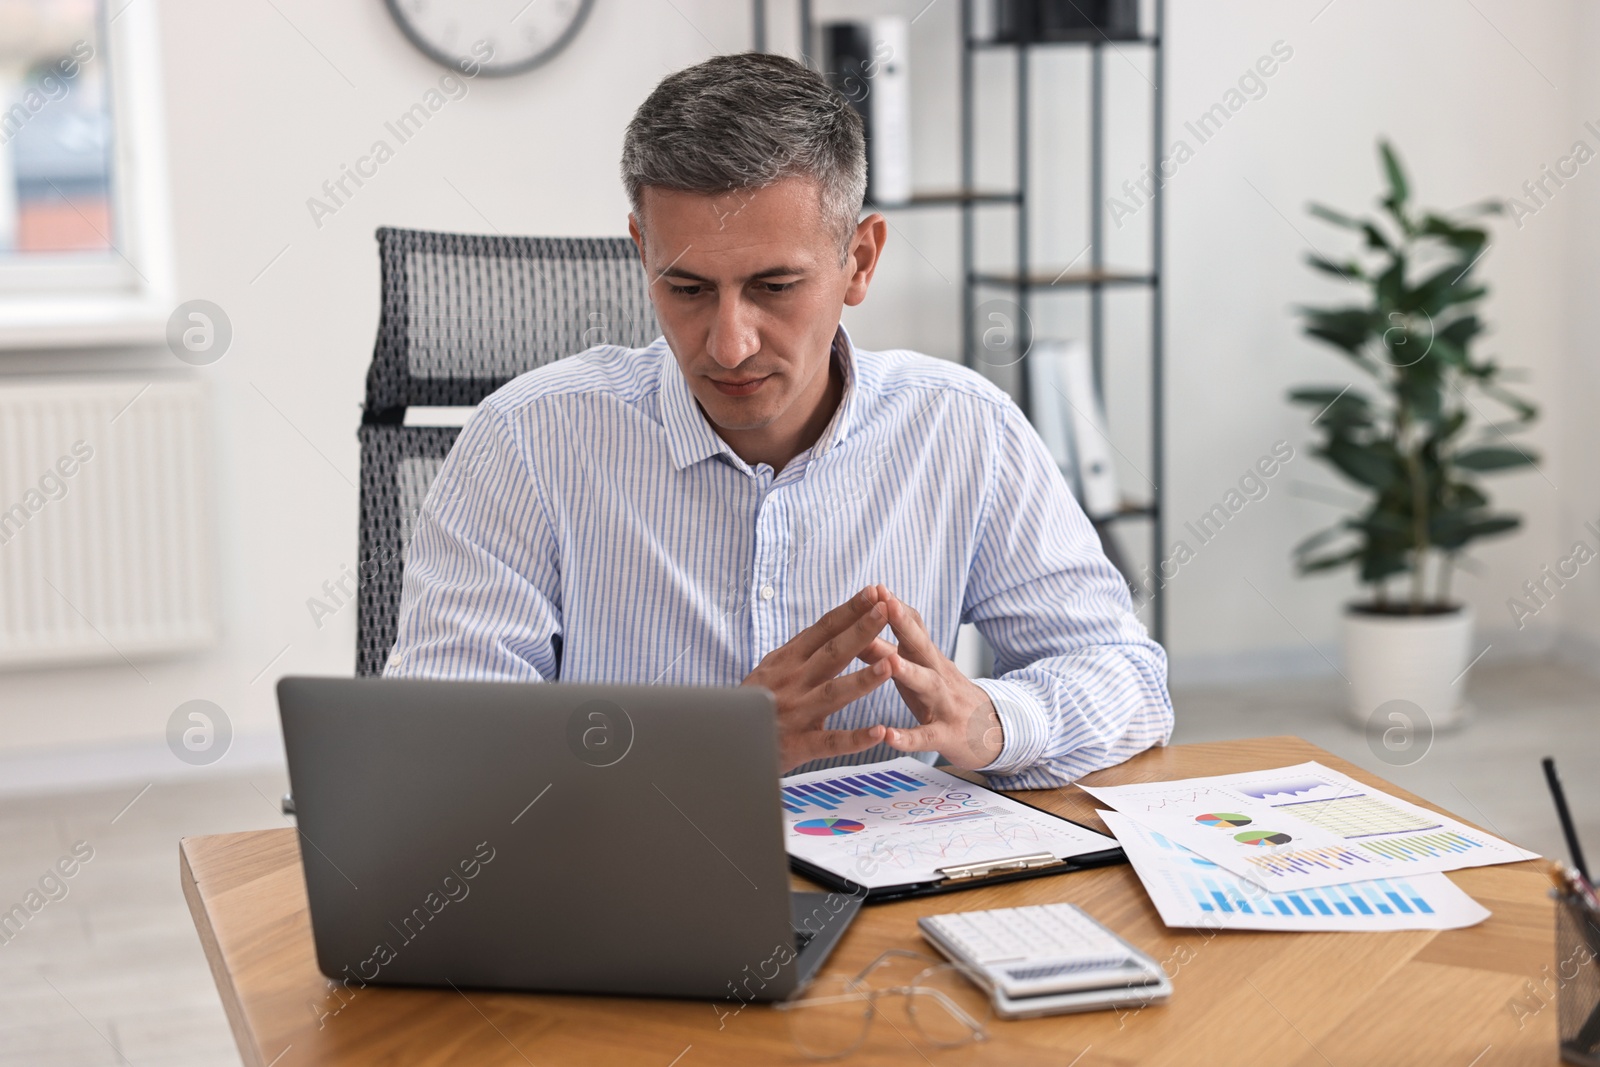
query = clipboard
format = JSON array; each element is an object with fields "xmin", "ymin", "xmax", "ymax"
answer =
[{"xmin": 780, "ymin": 757, "xmax": 1127, "ymax": 903}]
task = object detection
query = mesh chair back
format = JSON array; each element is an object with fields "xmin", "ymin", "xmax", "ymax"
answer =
[
  {"xmin": 356, "ymin": 227, "xmax": 659, "ymax": 676},
  {"xmin": 365, "ymin": 227, "xmax": 660, "ymax": 419}
]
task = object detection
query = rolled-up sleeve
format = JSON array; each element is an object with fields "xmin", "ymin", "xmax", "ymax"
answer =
[
  {"xmin": 384, "ymin": 400, "xmax": 563, "ymax": 681},
  {"xmin": 963, "ymin": 400, "xmax": 1173, "ymax": 789}
]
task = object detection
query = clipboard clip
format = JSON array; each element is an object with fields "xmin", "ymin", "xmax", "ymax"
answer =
[{"xmin": 936, "ymin": 851, "xmax": 1062, "ymax": 883}]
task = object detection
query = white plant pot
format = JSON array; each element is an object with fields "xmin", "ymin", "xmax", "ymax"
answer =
[{"xmin": 1342, "ymin": 604, "xmax": 1475, "ymax": 731}]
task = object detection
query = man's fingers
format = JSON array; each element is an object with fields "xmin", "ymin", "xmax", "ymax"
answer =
[
  {"xmin": 787, "ymin": 587, "xmax": 879, "ymax": 660},
  {"xmin": 885, "ymin": 655, "xmax": 942, "ymax": 697},
  {"xmin": 882, "ymin": 722, "xmax": 942, "ymax": 754},
  {"xmin": 806, "ymin": 601, "xmax": 890, "ymax": 682},
  {"xmin": 806, "ymin": 658, "xmax": 894, "ymax": 719},
  {"xmin": 852, "ymin": 637, "xmax": 899, "ymax": 665},
  {"xmin": 885, "ymin": 594, "xmax": 941, "ymax": 664},
  {"xmin": 816, "ymin": 723, "xmax": 888, "ymax": 757}
]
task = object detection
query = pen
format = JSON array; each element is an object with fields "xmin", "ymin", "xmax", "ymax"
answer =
[{"xmin": 1542, "ymin": 757, "xmax": 1590, "ymax": 884}]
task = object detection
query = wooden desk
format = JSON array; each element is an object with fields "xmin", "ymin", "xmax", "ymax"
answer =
[{"xmin": 182, "ymin": 737, "xmax": 1558, "ymax": 1066}]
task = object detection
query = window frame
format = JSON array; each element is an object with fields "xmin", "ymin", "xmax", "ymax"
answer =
[{"xmin": 0, "ymin": 0, "xmax": 175, "ymax": 349}]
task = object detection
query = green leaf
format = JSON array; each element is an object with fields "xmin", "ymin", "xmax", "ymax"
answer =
[
  {"xmin": 1430, "ymin": 511, "xmax": 1520, "ymax": 550},
  {"xmin": 1288, "ymin": 388, "xmax": 1374, "ymax": 428},
  {"xmin": 1442, "ymin": 284, "xmax": 1487, "ymax": 308},
  {"xmin": 1380, "ymin": 141, "xmax": 1410, "ymax": 206},
  {"xmin": 1308, "ymin": 202, "xmax": 1363, "ymax": 229},
  {"xmin": 1418, "ymin": 214, "xmax": 1490, "ymax": 251},
  {"xmin": 1359, "ymin": 547, "xmax": 1411, "ymax": 584},
  {"xmin": 1294, "ymin": 523, "xmax": 1355, "ymax": 557},
  {"xmin": 1350, "ymin": 507, "xmax": 1411, "ymax": 539},
  {"xmin": 1448, "ymin": 482, "xmax": 1488, "ymax": 509},
  {"xmin": 1479, "ymin": 382, "xmax": 1538, "ymax": 422},
  {"xmin": 1425, "ymin": 410, "xmax": 1468, "ymax": 446},
  {"xmin": 1362, "ymin": 222, "xmax": 1395, "ymax": 253},
  {"xmin": 1300, "ymin": 307, "xmax": 1379, "ymax": 353},
  {"xmin": 1288, "ymin": 387, "xmax": 1360, "ymax": 406},
  {"xmin": 1426, "ymin": 336, "xmax": 1468, "ymax": 369},
  {"xmin": 1306, "ymin": 253, "xmax": 1363, "ymax": 281},
  {"xmin": 1395, "ymin": 371, "xmax": 1444, "ymax": 423},
  {"xmin": 1435, "ymin": 314, "xmax": 1485, "ymax": 348},
  {"xmin": 1299, "ymin": 548, "xmax": 1362, "ymax": 574},
  {"xmin": 1322, "ymin": 438, "xmax": 1402, "ymax": 490},
  {"xmin": 1453, "ymin": 446, "xmax": 1539, "ymax": 471},
  {"xmin": 1404, "ymin": 264, "xmax": 1485, "ymax": 316},
  {"xmin": 1462, "ymin": 515, "xmax": 1520, "ymax": 538},
  {"xmin": 1376, "ymin": 257, "xmax": 1406, "ymax": 309}
]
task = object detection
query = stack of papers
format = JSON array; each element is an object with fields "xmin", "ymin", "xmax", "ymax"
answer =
[
  {"xmin": 781, "ymin": 757, "xmax": 1116, "ymax": 891},
  {"xmin": 1082, "ymin": 762, "xmax": 1536, "ymax": 932}
]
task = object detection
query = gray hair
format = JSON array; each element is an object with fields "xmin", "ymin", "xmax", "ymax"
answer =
[{"xmin": 621, "ymin": 52, "xmax": 867, "ymax": 255}]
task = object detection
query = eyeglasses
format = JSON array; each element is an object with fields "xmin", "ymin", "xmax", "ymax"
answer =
[{"xmin": 777, "ymin": 948, "xmax": 992, "ymax": 1060}]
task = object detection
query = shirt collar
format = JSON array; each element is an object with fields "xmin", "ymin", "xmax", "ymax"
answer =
[{"xmin": 658, "ymin": 325, "xmax": 865, "ymax": 472}]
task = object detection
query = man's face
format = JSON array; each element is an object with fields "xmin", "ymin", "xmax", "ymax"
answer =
[{"xmin": 629, "ymin": 177, "xmax": 880, "ymax": 439}]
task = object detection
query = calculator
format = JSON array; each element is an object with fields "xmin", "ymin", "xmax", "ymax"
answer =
[{"xmin": 918, "ymin": 903, "xmax": 1173, "ymax": 1019}]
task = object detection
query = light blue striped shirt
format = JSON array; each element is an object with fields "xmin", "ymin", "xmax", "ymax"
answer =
[{"xmin": 385, "ymin": 327, "xmax": 1172, "ymax": 788}]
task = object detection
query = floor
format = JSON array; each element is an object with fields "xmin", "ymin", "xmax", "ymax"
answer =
[{"xmin": 1, "ymin": 660, "xmax": 1594, "ymax": 1066}]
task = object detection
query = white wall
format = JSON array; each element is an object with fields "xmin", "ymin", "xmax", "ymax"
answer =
[
  {"xmin": 0, "ymin": 0, "xmax": 1590, "ymax": 776},
  {"xmin": 1151, "ymin": 0, "xmax": 1579, "ymax": 679},
  {"xmin": 1560, "ymin": 1, "xmax": 1600, "ymax": 661}
]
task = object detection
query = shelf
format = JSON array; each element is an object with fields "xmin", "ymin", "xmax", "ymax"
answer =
[
  {"xmin": 1051, "ymin": 478, "xmax": 1158, "ymax": 523},
  {"xmin": 969, "ymin": 35, "xmax": 1158, "ymax": 50},
  {"xmin": 1101, "ymin": 501, "xmax": 1158, "ymax": 523},
  {"xmin": 866, "ymin": 189, "xmax": 1021, "ymax": 210},
  {"xmin": 971, "ymin": 268, "xmax": 1157, "ymax": 290},
  {"xmin": 766, "ymin": 0, "xmax": 1166, "ymax": 642}
]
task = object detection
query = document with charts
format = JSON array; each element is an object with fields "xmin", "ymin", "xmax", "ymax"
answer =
[
  {"xmin": 780, "ymin": 757, "xmax": 1116, "ymax": 891},
  {"xmin": 1099, "ymin": 810, "xmax": 1491, "ymax": 932},
  {"xmin": 1080, "ymin": 762, "xmax": 1538, "ymax": 893}
]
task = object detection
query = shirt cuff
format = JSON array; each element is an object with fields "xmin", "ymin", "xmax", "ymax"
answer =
[{"xmin": 970, "ymin": 678, "xmax": 1050, "ymax": 778}]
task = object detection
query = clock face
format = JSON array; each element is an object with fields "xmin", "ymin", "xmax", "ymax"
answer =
[{"xmin": 385, "ymin": 0, "xmax": 595, "ymax": 77}]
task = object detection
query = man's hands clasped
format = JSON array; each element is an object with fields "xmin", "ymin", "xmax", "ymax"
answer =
[{"xmin": 742, "ymin": 584, "xmax": 1004, "ymax": 774}]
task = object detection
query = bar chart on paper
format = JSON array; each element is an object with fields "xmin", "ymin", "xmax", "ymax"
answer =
[
  {"xmin": 779, "ymin": 758, "xmax": 1118, "ymax": 890},
  {"xmin": 1099, "ymin": 811, "xmax": 1491, "ymax": 932},
  {"xmin": 1080, "ymin": 761, "xmax": 1539, "ymax": 892},
  {"xmin": 780, "ymin": 768, "xmax": 934, "ymax": 814}
]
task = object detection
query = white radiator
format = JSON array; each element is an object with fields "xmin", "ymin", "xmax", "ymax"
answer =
[{"xmin": 0, "ymin": 377, "xmax": 216, "ymax": 669}]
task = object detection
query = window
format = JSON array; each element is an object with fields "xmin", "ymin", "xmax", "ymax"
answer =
[{"xmin": 0, "ymin": 0, "xmax": 174, "ymax": 347}]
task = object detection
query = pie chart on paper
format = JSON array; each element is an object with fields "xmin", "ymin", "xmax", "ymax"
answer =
[
  {"xmin": 794, "ymin": 818, "xmax": 866, "ymax": 836},
  {"xmin": 1195, "ymin": 813, "xmax": 1253, "ymax": 829}
]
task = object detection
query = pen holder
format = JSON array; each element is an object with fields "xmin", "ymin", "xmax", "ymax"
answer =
[{"xmin": 1558, "ymin": 892, "xmax": 1600, "ymax": 1066}]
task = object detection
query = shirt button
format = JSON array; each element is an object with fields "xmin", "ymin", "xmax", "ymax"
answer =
[{"xmin": 760, "ymin": 585, "xmax": 775, "ymax": 600}]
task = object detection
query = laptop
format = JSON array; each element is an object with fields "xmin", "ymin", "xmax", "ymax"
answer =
[{"xmin": 276, "ymin": 676, "xmax": 861, "ymax": 1002}]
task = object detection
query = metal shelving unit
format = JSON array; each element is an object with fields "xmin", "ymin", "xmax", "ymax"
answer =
[{"xmin": 755, "ymin": 1, "xmax": 1166, "ymax": 643}]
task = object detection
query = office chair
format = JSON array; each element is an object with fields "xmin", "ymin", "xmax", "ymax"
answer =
[{"xmin": 355, "ymin": 227, "xmax": 660, "ymax": 677}]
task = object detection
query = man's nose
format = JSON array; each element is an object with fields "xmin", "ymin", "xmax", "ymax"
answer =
[{"xmin": 705, "ymin": 292, "xmax": 760, "ymax": 369}]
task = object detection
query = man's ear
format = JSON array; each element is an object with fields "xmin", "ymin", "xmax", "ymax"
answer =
[
  {"xmin": 627, "ymin": 212, "xmax": 646, "ymax": 266},
  {"xmin": 843, "ymin": 213, "xmax": 887, "ymax": 308}
]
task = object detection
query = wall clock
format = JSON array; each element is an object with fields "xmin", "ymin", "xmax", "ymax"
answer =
[{"xmin": 384, "ymin": 0, "xmax": 595, "ymax": 77}]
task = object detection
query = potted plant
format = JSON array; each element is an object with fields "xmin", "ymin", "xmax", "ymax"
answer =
[{"xmin": 1288, "ymin": 141, "xmax": 1538, "ymax": 729}]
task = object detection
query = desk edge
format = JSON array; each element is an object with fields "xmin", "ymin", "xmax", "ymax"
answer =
[{"xmin": 181, "ymin": 837, "xmax": 270, "ymax": 1067}]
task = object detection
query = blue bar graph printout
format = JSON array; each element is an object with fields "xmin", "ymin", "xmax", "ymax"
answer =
[
  {"xmin": 1137, "ymin": 822, "xmax": 1463, "ymax": 928},
  {"xmin": 781, "ymin": 768, "xmax": 925, "ymax": 814}
]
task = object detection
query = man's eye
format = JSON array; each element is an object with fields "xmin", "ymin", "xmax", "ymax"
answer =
[
  {"xmin": 761, "ymin": 282, "xmax": 795, "ymax": 294},
  {"xmin": 667, "ymin": 284, "xmax": 703, "ymax": 297}
]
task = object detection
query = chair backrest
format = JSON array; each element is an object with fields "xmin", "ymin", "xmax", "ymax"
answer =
[{"xmin": 356, "ymin": 227, "xmax": 660, "ymax": 676}]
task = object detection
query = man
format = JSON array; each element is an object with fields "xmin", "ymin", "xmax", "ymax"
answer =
[{"xmin": 385, "ymin": 52, "xmax": 1172, "ymax": 788}]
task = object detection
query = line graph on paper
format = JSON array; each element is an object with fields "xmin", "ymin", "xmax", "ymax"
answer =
[
  {"xmin": 1085, "ymin": 786, "xmax": 1229, "ymax": 815},
  {"xmin": 841, "ymin": 810, "xmax": 1055, "ymax": 872}
]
